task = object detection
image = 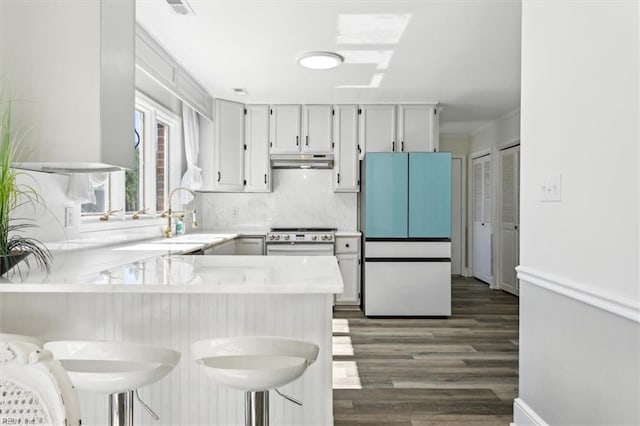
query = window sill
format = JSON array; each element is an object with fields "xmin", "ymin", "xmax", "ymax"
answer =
[{"xmin": 80, "ymin": 216, "xmax": 165, "ymax": 233}]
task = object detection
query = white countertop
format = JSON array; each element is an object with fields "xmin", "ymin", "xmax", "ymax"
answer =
[
  {"xmin": 335, "ymin": 231, "xmax": 361, "ymax": 237},
  {"xmin": 0, "ymin": 255, "xmax": 342, "ymax": 294}
]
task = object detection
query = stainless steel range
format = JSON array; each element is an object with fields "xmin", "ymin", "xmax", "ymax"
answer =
[{"xmin": 266, "ymin": 228, "xmax": 336, "ymax": 256}]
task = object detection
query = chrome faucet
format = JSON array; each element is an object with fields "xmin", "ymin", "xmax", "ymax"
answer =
[{"xmin": 163, "ymin": 187, "xmax": 198, "ymax": 238}]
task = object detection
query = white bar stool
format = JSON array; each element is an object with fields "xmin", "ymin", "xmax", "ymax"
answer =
[
  {"xmin": 192, "ymin": 336, "xmax": 319, "ymax": 426},
  {"xmin": 44, "ymin": 340, "xmax": 180, "ymax": 426}
]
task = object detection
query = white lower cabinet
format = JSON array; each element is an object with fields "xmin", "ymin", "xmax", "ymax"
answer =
[
  {"xmin": 208, "ymin": 239, "xmax": 236, "ymax": 255},
  {"xmin": 335, "ymin": 236, "xmax": 361, "ymax": 305},
  {"xmin": 236, "ymin": 237, "xmax": 265, "ymax": 255}
]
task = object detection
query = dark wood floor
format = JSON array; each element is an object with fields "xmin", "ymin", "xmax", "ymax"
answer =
[{"xmin": 333, "ymin": 277, "xmax": 519, "ymax": 426}]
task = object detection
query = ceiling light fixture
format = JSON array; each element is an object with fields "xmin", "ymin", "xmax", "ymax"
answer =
[{"xmin": 298, "ymin": 52, "xmax": 344, "ymax": 70}]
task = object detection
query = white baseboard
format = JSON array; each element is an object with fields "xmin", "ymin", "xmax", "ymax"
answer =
[
  {"xmin": 513, "ymin": 398, "xmax": 548, "ymax": 426},
  {"xmin": 517, "ymin": 266, "xmax": 640, "ymax": 323}
]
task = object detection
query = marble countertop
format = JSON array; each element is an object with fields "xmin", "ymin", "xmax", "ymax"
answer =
[{"xmin": 0, "ymin": 255, "xmax": 343, "ymax": 294}]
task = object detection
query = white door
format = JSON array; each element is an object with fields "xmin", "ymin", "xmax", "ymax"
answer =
[
  {"xmin": 269, "ymin": 105, "xmax": 301, "ymax": 153},
  {"xmin": 302, "ymin": 105, "xmax": 333, "ymax": 153},
  {"xmin": 451, "ymin": 157, "xmax": 463, "ymax": 275},
  {"xmin": 214, "ymin": 99, "xmax": 245, "ymax": 192},
  {"xmin": 499, "ymin": 145, "xmax": 520, "ymax": 295},
  {"xmin": 397, "ymin": 104, "xmax": 435, "ymax": 152},
  {"xmin": 360, "ymin": 104, "xmax": 396, "ymax": 152},
  {"xmin": 472, "ymin": 154, "xmax": 493, "ymax": 284},
  {"xmin": 333, "ymin": 104, "xmax": 360, "ymax": 192},
  {"xmin": 244, "ymin": 105, "xmax": 270, "ymax": 192}
]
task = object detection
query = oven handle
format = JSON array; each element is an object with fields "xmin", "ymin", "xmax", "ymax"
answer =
[{"xmin": 266, "ymin": 244, "xmax": 334, "ymax": 253}]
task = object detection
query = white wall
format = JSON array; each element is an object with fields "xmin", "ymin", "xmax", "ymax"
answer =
[
  {"xmin": 440, "ymin": 134, "xmax": 470, "ymax": 156},
  {"xmin": 196, "ymin": 169, "xmax": 358, "ymax": 231},
  {"xmin": 516, "ymin": 2, "xmax": 640, "ymax": 425}
]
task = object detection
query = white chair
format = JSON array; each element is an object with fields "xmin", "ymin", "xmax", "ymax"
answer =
[
  {"xmin": 44, "ymin": 340, "xmax": 180, "ymax": 426},
  {"xmin": 192, "ymin": 336, "xmax": 319, "ymax": 426},
  {"xmin": 0, "ymin": 340, "xmax": 81, "ymax": 426},
  {"xmin": 0, "ymin": 333, "xmax": 44, "ymax": 348}
]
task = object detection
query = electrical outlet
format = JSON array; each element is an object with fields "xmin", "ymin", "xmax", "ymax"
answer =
[
  {"xmin": 232, "ymin": 206, "xmax": 239, "ymax": 218},
  {"xmin": 64, "ymin": 207, "xmax": 74, "ymax": 228},
  {"xmin": 541, "ymin": 174, "xmax": 562, "ymax": 202}
]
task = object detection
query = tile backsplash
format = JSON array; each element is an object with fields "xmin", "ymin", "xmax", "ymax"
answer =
[{"xmin": 196, "ymin": 169, "xmax": 358, "ymax": 230}]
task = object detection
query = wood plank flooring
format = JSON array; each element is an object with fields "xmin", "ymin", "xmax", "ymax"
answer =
[{"xmin": 333, "ymin": 277, "xmax": 519, "ymax": 426}]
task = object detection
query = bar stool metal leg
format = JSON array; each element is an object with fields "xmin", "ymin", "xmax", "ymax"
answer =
[
  {"xmin": 109, "ymin": 390, "xmax": 134, "ymax": 426},
  {"xmin": 245, "ymin": 390, "xmax": 269, "ymax": 426}
]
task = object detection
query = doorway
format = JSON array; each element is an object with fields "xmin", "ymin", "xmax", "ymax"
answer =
[{"xmin": 499, "ymin": 144, "xmax": 520, "ymax": 295}]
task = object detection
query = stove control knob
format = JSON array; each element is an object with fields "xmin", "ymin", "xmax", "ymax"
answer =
[
  {"xmin": 274, "ymin": 235, "xmax": 280, "ymax": 240},
  {"xmin": 284, "ymin": 235, "xmax": 290, "ymax": 240},
  {"xmin": 312, "ymin": 235, "xmax": 318, "ymax": 241},
  {"xmin": 268, "ymin": 235, "xmax": 274, "ymax": 240}
]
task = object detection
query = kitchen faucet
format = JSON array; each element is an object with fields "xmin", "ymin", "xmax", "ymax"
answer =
[{"xmin": 162, "ymin": 187, "xmax": 198, "ymax": 238}]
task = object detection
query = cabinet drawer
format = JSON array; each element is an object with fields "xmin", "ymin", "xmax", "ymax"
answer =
[
  {"xmin": 335, "ymin": 237, "xmax": 360, "ymax": 254},
  {"xmin": 365, "ymin": 241, "xmax": 450, "ymax": 258}
]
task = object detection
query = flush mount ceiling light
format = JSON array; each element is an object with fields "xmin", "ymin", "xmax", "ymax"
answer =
[{"xmin": 298, "ymin": 52, "xmax": 344, "ymax": 70}]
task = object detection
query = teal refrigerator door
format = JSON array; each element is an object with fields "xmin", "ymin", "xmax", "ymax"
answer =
[
  {"xmin": 409, "ymin": 152, "xmax": 452, "ymax": 238},
  {"xmin": 365, "ymin": 153, "xmax": 408, "ymax": 237}
]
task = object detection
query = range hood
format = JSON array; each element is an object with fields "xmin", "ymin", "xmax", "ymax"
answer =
[{"xmin": 270, "ymin": 153, "xmax": 334, "ymax": 169}]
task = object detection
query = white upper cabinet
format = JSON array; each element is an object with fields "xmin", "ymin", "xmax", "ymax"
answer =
[
  {"xmin": 302, "ymin": 105, "xmax": 333, "ymax": 154},
  {"xmin": 397, "ymin": 104, "xmax": 439, "ymax": 152},
  {"xmin": 269, "ymin": 105, "xmax": 301, "ymax": 153},
  {"xmin": 333, "ymin": 105, "xmax": 360, "ymax": 192},
  {"xmin": 213, "ymin": 99, "xmax": 245, "ymax": 192},
  {"xmin": 1, "ymin": 1, "xmax": 134, "ymax": 168},
  {"xmin": 360, "ymin": 105, "xmax": 397, "ymax": 153},
  {"xmin": 244, "ymin": 105, "xmax": 271, "ymax": 192}
]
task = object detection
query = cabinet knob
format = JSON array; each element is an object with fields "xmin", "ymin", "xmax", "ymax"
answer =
[{"xmin": 345, "ymin": 243, "xmax": 350, "ymax": 248}]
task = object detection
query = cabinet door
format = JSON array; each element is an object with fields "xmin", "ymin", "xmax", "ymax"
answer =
[
  {"xmin": 398, "ymin": 104, "xmax": 436, "ymax": 152},
  {"xmin": 212, "ymin": 239, "xmax": 236, "ymax": 255},
  {"xmin": 364, "ymin": 153, "xmax": 408, "ymax": 238},
  {"xmin": 333, "ymin": 105, "xmax": 360, "ymax": 192},
  {"xmin": 214, "ymin": 99, "xmax": 245, "ymax": 192},
  {"xmin": 408, "ymin": 153, "xmax": 452, "ymax": 238},
  {"xmin": 244, "ymin": 105, "xmax": 271, "ymax": 192},
  {"xmin": 302, "ymin": 105, "xmax": 332, "ymax": 153},
  {"xmin": 336, "ymin": 254, "xmax": 360, "ymax": 305},
  {"xmin": 269, "ymin": 105, "xmax": 301, "ymax": 153},
  {"xmin": 360, "ymin": 105, "xmax": 396, "ymax": 152},
  {"xmin": 236, "ymin": 237, "xmax": 265, "ymax": 255}
]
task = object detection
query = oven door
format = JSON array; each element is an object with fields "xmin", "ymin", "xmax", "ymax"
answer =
[{"xmin": 266, "ymin": 242, "xmax": 334, "ymax": 256}]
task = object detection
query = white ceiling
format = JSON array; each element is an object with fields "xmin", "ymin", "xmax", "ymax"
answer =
[{"xmin": 136, "ymin": 0, "xmax": 521, "ymax": 135}]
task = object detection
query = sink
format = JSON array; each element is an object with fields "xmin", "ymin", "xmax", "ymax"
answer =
[
  {"xmin": 191, "ymin": 336, "xmax": 319, "ymax": 391},
  {"xmin": 44, "ymin": 340, "xmax": 181, "ymax": 394}
]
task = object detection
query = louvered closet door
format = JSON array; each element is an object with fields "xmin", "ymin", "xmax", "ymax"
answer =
[
  {"xmin": 472, "ymin": 155, "xmax": 493, "ymax": 284},
  {"xmin": 499, "ymin": 145, "xmax": 520, "ymax": 295}
]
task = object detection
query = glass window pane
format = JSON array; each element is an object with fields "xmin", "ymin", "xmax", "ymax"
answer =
[
  {"xmin": 156, "ymin": 122, "xmax": 167, "ymax": 212},
  {"xmin": 126, "ymin": 110, "xmax": 143, "ymax": 212}
]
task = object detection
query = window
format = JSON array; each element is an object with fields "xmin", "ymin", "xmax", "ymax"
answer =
[{"xmin": 81, "ymin": 92, "xmax": 182, "ymax": 221}]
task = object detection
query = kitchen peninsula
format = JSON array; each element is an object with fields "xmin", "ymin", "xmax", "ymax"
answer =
[{"xmin": 0, "ymin": 247, "xmax": 342, "ymax": 425}]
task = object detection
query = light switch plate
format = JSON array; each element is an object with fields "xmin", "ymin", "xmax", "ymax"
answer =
[{"xmin": 541, "ymin": 174, "xmax": 562, "ymax": 202}]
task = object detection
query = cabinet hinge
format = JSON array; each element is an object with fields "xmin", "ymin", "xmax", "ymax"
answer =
[
  {"xmin": 270, "ymin": 142, "xmax": 273, "ymax": 147},
  {"xmin": 270, "ymin": 109, "xmax": 273, "ymax": 115},
  {"xmin": 332, "ymin": 109, "xmax": 335, "ymax": 116},
  {"xmin": 357, "ymin": 179, "xmax": 360, "ymax": 186},
  {"xmin": 244, "ymin": 144, "xmax": 247, "ymax": 150},
  {"xmin": 434, "ymin": 109, "xmax": 437, "ymax": 115},
  {"xmin": 332, "ymin": 142, "xmax": 335, "ymax": 149},
  {"xmin": 357, "ymin": 108, "xmax": 362, "ymax": 115},
  {"xmin": 244, "ymin": 108, "xmax": 247, "ymax": 115}
]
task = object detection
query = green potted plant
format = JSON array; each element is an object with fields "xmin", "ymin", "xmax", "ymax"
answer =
[{"xmin": 0, "ymin": 88, "xmax": 52, "ymax": 276}]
